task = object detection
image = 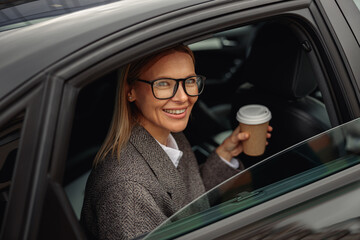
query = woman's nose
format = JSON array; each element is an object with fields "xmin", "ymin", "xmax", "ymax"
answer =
[{"xmin": 172, "ymin": 83, "xmax": 188, "ymax": 102}]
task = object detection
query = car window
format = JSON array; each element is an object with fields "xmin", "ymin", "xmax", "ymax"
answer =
[
  {"xmin": 63, "ymin": 18, "xmax": 335, "ymax": 237},
  {"xmin": 146, "ymin": 117, "xmax": 360, "ymax": 239},
  {"xmin": 0, "ymin": 113, "xmax": 23, "ymax": 228}
]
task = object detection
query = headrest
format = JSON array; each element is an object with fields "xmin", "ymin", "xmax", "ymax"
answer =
[{"xmin": 240, "ymin": 22, "xmax": 317, "ymax": 99}]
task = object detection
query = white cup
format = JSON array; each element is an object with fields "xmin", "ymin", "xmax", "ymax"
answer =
[{"xmin": 236, "ymin": 104, "xmax": 272, "ymax": 156}]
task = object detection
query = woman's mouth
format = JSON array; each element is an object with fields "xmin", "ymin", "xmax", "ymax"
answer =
[
  {"xmin": 163, "ymin": 108, "xmax": 188, "ymax": 119},
  {"xmin": 163, "ymin": 109, "xmax": 186, "ymax": 115}
]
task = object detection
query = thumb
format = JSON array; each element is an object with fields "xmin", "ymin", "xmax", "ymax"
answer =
[{"xmin": 238, "ymin": 132, "xmax": 249, "ymax": 141}]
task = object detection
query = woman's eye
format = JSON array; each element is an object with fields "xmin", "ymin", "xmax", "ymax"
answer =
[
  {"xmin": 155, "ymin": 80, "xmax": 171, "ymax": 87},
  {"xmin": 185, "ymin": 78, "xmax": 196, "ymax": 84}
]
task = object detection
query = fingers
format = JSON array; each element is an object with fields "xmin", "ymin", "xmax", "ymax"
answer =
[
  {"xmin": 238, "ymin": 132, "xmax": 249, "ymax": 141},
  {"xmin": 230, "ymin": 145, "xmax": 244, "ymax": 156},
  {"xmin": 232, "ymin": 125, "xmax": 241, "ymax": 136},
  {"xmin": 236, "ymin": 127, "xmax": 271, "ymax": 141},
  {"xmin": 230, "ymin": 126, "xmax": 246, "ymax": 142},
  {"xmin": 267, "ymin": 125, "xmax": 273, "ymax": 139},
  {"xmin": 231, "ymin": 131, "xmax": 248, "ymax": 142}
]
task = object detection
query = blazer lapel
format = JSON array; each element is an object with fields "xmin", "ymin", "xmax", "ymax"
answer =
[{"xmin": 129, "ymin": 125, "xmax": 187, "ymax": 209}]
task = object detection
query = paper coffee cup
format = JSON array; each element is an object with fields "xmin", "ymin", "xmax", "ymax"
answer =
[{"xmin": 236, "ymin": 104, "xmax": 271, "ymax": 156}]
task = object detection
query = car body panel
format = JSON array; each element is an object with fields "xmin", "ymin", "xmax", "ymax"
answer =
[{"xmin": 316, "ymin": 0, "xmax": 360, "ymax": 100}]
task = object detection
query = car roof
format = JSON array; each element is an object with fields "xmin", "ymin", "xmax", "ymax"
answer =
[{"xmin": 0, "ymin": 0, "xmax": 212, "ymax": 101}]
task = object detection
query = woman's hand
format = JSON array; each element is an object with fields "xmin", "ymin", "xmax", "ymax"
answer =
[{"xmin": 215, "ymin": 125, "xmax": 273, "ymax": 161}]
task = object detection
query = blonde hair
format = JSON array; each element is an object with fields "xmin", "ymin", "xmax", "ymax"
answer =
[{"xmin": 93, "ymin": 45, "xmax": 195, "ymax": 166}]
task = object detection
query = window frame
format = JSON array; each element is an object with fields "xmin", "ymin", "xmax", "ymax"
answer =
[
  {"xmin": 0, "ymin": 82, "xmax": 49, "ymax": 239},
  {"xmin": 316, "ymin": 0, "xmax": 360, "ymax": 113},
  {"xmin": 336, "ymin": 0, "xmax": 360, "ymax": 47}
]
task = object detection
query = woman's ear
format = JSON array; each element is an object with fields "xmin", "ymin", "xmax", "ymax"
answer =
[
  {"xmin": 125, "ymin": 80, "xmax": 136, "ymax": 102},
  {"xmin": 127, "ymin": 88, "xmax": 136, "ymax": 102}
]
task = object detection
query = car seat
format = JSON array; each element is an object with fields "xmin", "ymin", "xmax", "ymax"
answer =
[{"xmin": 229, "ymin": 21, "xmax": 331, "ymax": 167}]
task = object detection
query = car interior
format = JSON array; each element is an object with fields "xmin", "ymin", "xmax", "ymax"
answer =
[{"xmin": 61, "ymin": 18, "xmax": 333, "ymax": 220}]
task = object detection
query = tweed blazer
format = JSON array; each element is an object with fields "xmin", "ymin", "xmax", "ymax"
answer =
[{"xmin": 80, "ymin": 125, "xmax": 241, "ymax": 240}]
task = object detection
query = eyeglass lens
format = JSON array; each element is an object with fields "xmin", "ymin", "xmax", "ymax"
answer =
[{"xmin": 153, "ymin": 76, "xmax": 204, "ymax": 99}]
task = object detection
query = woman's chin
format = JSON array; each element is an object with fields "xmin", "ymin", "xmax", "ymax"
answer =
[{"xmin": 167, "ymin": 122, "xmax": 188, "ymax": 133}]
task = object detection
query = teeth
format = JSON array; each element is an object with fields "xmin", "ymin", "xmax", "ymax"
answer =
[{"xmin": 164, "ymin": 109, "xmax": 186, "ymax": 115}]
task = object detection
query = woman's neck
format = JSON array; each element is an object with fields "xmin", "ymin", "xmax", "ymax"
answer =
[{"xmin": 140, "ymin": 122, "xmax": 170, "ymax": 146}]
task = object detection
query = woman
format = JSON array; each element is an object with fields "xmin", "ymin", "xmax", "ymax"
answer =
[{"xmin": 80, "ymin": 45, "xmax": 271, "ymax": 240}]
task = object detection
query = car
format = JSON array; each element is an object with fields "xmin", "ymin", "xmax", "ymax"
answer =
[{"xmin": 1, "ymin": 0, "xmax": 360, "ymax": 239}]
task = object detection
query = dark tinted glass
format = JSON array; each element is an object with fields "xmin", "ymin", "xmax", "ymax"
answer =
[{"xmin": 0, "ymin": 113, "xmax": 23, "ymax": 228}]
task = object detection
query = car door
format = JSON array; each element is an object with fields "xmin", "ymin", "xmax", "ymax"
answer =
[
  {"xmin": 58, "ymin": 0, "xmax": 360, "ymax": 238},
  {"xmin": 0, "ymin": 75, "xmax": 66, "ymax": 239}
]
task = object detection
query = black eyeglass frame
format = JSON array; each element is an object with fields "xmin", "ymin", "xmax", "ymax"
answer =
[{"xmin": 136, "ymin": 75, "xmax": 206, "ymax": 100}]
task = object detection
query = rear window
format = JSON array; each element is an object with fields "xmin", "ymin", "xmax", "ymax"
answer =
[{"xmin": 0, "ymin": 113, "xmax": 23, "ymax": 228}]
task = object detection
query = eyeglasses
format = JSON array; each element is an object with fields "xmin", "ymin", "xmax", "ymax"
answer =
[{"xmin": 136, "ymin": 75, "xmax": 206, "ymax": 100}]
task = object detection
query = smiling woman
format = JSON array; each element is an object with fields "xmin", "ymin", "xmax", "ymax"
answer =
[
  {"xmin": 129, "ymin": 50, "xmax": 199, "ymax": 144},
  {"xmin": 79, "ymin": 45, "xmax": 271, "ymax": 239}
]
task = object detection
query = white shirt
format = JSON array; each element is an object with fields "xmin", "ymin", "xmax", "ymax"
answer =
[{"xmin": 156, "ymin": 134, "xmax": 239, "ymax": 169}]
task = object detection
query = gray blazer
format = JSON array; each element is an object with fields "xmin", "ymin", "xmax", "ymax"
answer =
[{"xmin": 80, "ymin": 125, "xmax": 241, "ymax": 240}]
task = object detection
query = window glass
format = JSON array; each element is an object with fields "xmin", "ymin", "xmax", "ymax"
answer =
[
  {"xmin": 146, "ymin": 117, "xmax": 360, "ymax": 239},
  {"xmin": 221, "ymin": 179, "xmax": 360, "ymax": 239},
  {"xmin": 0, "ymin": 113, "xmax": 23, "ymax": 228}
]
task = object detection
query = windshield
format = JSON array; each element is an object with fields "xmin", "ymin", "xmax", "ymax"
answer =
[{"xmin": 145, "ymin": 118, "xmax": 360, "ymax": 239}]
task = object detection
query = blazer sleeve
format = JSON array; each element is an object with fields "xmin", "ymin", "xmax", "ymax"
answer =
[
  {"xmin": 173, "ymin": 131, "xmax": 244, "ymax": 192},
  {"xmin": 93, "ymin": 180, "xmax": 167, "ymax": 240},
  {"xmin": 200, "ymin": 152, "xmax": 243, "ymax": 191}
]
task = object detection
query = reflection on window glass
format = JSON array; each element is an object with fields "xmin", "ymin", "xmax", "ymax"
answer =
[
  {"xmin": 229, "ymin": 179, "xmax": 360, "ymax": 239},
  {"xmin": 0, "ymin": 113, "xmax": 23, "ymax": 228},
  {"xmin": 146, "ymin": 118, "xmax": 360, "ymax": 240}
]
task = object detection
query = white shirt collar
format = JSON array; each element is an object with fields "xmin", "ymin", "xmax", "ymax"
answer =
[{"xmin": 156, "ymin": 134, "xmax": 183, "ymax": 168}]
